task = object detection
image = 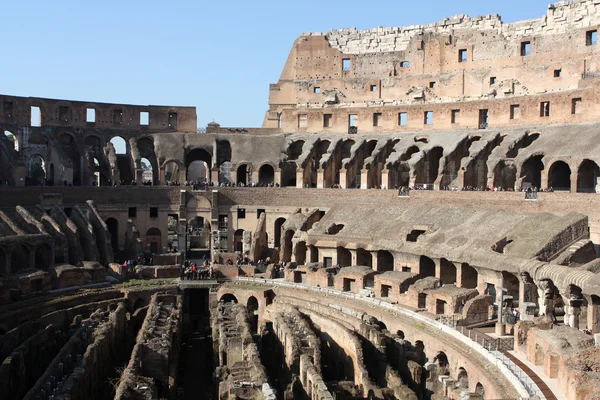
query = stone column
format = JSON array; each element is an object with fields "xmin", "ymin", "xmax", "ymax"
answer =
[
  {"xmin": 212, "ymin": 167, "xmax": 220, "ymax": 185},
  {"xmin": 568, "ymin": 297, "xmax": 584, "ymax": 329},
  {"xmin": 159, "ymin": 167, "xmax": 166, "ymax": 185},
  {"xmin": 316, "ymin": 169, "xmax": 325, "ymax": 189},
  {"xmin": 339, "ymin": 169, "xmax": 348, "ymax": 189},
  {"xmin": 349, "ymin": 249, "xmax": 357, "ymax": 266},
  {"xmin": 360, "ymin": 169, "xmax": 369, "ymax": 189},
  {"xmin": 296, "ymin": 169, "xmax": 304, "ymax": 188},
  {"xmin": 570, "ymin": 170, "xmax": 578, "ymax": 193},
  {"xmin": 371, "ymin": 251, "xmax": 379, "ymax": 272},
  {"xmin": 274, "ymin": 169, "xmax": 281, "ymax": 186},
  {"xmin": 381, "ymin": 169, "xmax": 390, "ymax": 189},
  {"xmin": 541, "ymin": 170, "xmax": 549, "ymax": 191},
  {"xmin": 587, "ymin": 295, "xmax": 600, "ymax": 333}
]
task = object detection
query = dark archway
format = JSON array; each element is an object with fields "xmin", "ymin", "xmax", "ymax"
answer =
[
  {"xmin": 377, "ymin": 250, "xmax": 394, "ymax": 272},
  {"xmin": 216, "ymin": 140, "xmax": 232, "ymax": 183},
  {"xmin": 236, "ymin": 164, "xmax": 249, "ymax": 185},
  {"xmin": 461, "ymin": 263, "xmax": 478, "ymax": 289},
  {"xmin": 258, "ymin": 164, "xmax": 275, "ymax": 185},
  {"xmin": 295, "ymin": 241, "xmax": 307, "ymax": 265},
  {"xmin": 356, "ymin": 248, "xmax": 372, "ymax": 268},
  {"xmin": 520, "ymin": 155, "xmax": 544, "ymax": 189},
  {"xmin": 26, "ymin": 154, "xmax": 45, "ymax": 186},
  {"xmin": 11, "ymin": 245, "xmax": 30, "ymax": 273},
  {"xmin": 234, "ymin": 229, "xmax": 244, "ymax": 253},
  {"xmin": 419, "ymin": 256, "xmax": 436, "ymax": 277},
  {"xmin": 185, "ymin": 148, "xmax": 212, "ymax": 182},
  {"xmin": 247, "ymin": 296, "xmax": 259, "ymax": 334},
  {"xmin": 308, "ymin": 245, "xmax": 319, "ymax": 263},
  {"xmin": 577, "ymin": 159, "xmax": 600, "ymax": 193},
  {"xmin": 274, "ymin": 218, "xmax": 286, "ymax": 248},
  {"xmin": 282, "ymin": 230, "xmax": 295, "ymax": 262},
  {"xmin": 34, "ymin": 243, "xmax": 53, "ymax": 270},
  {"xmin": 502, "ymin": 271, "xmax": 520, "ymax": 302},
  {"xmin": 219, "ymin": 293, "xmax": 238, "ymax": 303},
  {"xmin": 548, "ymin": 161, "xmax": 571, "ymax": 191},
  {"xmin": 146, "ymin": 227, "xmax": 162, "ymax": 255},
  {"xmin": 493, "ymin": 160, "xmax": 516, "ymax": 190},
  {"xmin": 457, "ymin": 367, "xmax": 469, "ymax": 389},
  {"xmin": 415, "ymin": 147, "xmax": 443, "ymax": 185},
  {"xmin": 337, "ymin": 247, "xmax": 352, "ymax": 267},
  {"xmin": 105, "ymin": 218, "xmax": 119, "ymax": 253},
  {"xmin": 439, "ymin": 258, "xmax": 456, "ymax": 285}
]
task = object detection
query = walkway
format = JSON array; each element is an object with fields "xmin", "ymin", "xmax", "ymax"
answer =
[{"xmin": 504, "ymin": 351, "xmax": 563, "ymax": 400}]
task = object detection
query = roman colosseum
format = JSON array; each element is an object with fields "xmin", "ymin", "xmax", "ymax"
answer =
[{"xmin": 1, "ymin": 1, "xmax": 600, "ymax": 399}]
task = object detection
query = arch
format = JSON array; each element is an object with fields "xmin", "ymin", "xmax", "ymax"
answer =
[
  {"xmin": 236, "ymin": 164, "xmax": 249, "ymax": 185},
  {"xmin": 84, "ymin": 134, "xmax": 102, "ymax": 148},
  {"xmin": 419, "ymin": 256, "xmax": 436, "ymax": 277},
  {"xmin": 219, "ymin": 161, "xmax": 232, "ymax": 184},
  {"xmin": 457, "ymin": 367, "xmax": 469, "ymax": 389},
  {"xmin": 493, "ymin": 160, "xmax": 516, "ymax": 190},
  {"xmin": 247, "ymin": 296, "xmax": 259, "ymax": 333},
  {"xmin": 219, "ymin": 293, "xmax": 238, "ymax": 303},
  {"xmin": 34, "ymin": 243, "xmax": 52, "ymax": 270},
  {"xmin": 520, "ymin": 154, "xmax": 544, "ymax": 189},
  {"xmin": 282, "ymin": 230, "xmax": 295, "ymax": 262},
  {"xmin": 337, "ymin": 247, "xmax": 351, "ymax": 267},
  {"xmin": 356, "ymin": 248, "xmax": 372, "ymax": 268},
  {"xmin": 3, "ymin": 130, "xmax": 17, "ymax": 151},
  {"xmin": 502, "ymin": 271, "xmax": 520, "ymax": 301},
  {"xmin": 295, "ymin": 241, "xmax": 307, "ymax": 265},
  {"xmin": 577, "ymin": 159, "xmax": 599, "ymax": 193},
  {"xmin": 258, "ymin": 164, "xmax": 275, "ymax": 185},
  {"xmin": 234, "ymin": 229, "xmax": 244, "ymax": 252},
  {"xmin": 287, "ymin": 140, "xmax": 305, "ymax": 160},
  {"xmin": 548, "ymin": 160, "xmax": 571, "ymax": 191},
  {"xmin": 216, "ymin": 140, "xmax": 232, "ymax": 165},
  {"xmin": 146, "ymin": 228, "xmax": 162, "ymax": 255},
  {"xmin": 274, "ymin": 218, "xmax": 286, "ymax": 248},
  {"xmin": 460, "ymin": 263, "xmax": 478, "ymax": 289},
  {"xmin": 376, "ymin": 250, "xmax": 394, "ymax": 272},
  {"xmin": 11, "ymin": 245, "xmax": 30, "ymax": 273},
  {"xmin": 415, "ymin": 146, "xmax": 443, "ymax": 185},
  {"xmin": 439, "ymin": 258, "xmax": 456, "ymax": 285},
  {"xmin": 434, "ymin": 351, "xmax": 449, "ymax": 368},
  {"xmin": 163, "ymin": 161, "xmax": 182, "ymax": 183},
  {"xmin": 326, "ymin": 224, "xmax": 344, "ymax": 235},
  {"xmin": 110, "ymin": 136, "xmax": 127, "ymax": 155},
  {"xmin": 475, "ymin": 382, "xmax": 484, "ymax": 395},
  {"xmin": 26, "ymin": 154, "xmax": 45, "ymax": 185},
  {"xmin": 185, "ymin": 148, "xmax": 212, "ymax": 183},
  {"xmin": 105, "ymin": 218, "xmax": 119, "ymax": 253},
  {"xmin": 140, "ymin": 157, "xmax": 154, "ymax": 185}
]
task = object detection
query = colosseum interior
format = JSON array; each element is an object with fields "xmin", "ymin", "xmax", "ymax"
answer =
[{"xmin": 2, "ymin": 1, "xmax": 600, "ymax": 400}]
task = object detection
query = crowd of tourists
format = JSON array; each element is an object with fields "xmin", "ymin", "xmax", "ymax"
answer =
[{"xmin": 180, "ymin": 258, "xmax": 214, "ymax": 280}]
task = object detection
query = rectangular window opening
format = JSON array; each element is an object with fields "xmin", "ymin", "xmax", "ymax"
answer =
[
  {"xmin": 540, "ymin": 101, "xmax": 550, "ymax": 117},
  {"xmin": 298, "ymin": 114, "xmax": 308, "ymax": 128},
  {"xmin": 424, "ymin": 111, "xmax": 433, "ymax": 125},
  {"xmin": 370, "ymin": 84, "xmax": 377, "ymax": 92},
  {"xmin": 479, "ymin": 109, "xmax": 489, "ymax": 129},
  {"xmin": 140, "ymin": 111, "xmax": 149, "ymax": 125},
  {"xmin": 572, "ymin": 98, "xmax": 582, "ymax": 115},
  {"xmin": 237, "ymin": 208, "xmax": 246, "ymax": 219},
  {"xmin": 59, "ymin": 106, "xmax": 69, "ymax": 122},
  {"xmin": 490, "ymin": 77, "xmax": 497, "ymax": 85},
  {"xmin": 128, "ymin": 207, "xmax": 137, "ymax": 218},
  {"xmin": 451, "ymin": 109, "xmax": 460, "ymax": 124},
  {"xmin": 349, "ymin": 114, "xmax": 357, "ymax": 128},
  {"xmin": 521, "ymin": 41, "xmax": 531, "ymax": 57},
  {"xmin": 323, "ymin": 113, "xmax": 332, "ymax": 128},
  {"xmin": 554, "ymin": 69, "xmax": 562, "ymax": 78},
  {"xmin": 86, "ymin": 108, "xmax": 96, "ymax": 123},
  {"xmin": 149, "ymin": 207, "xmax": 159, "ymax": 218},
  {"xmin": 314, "ymin": 87, "xmax": 321, "ymax": 94},
  {"xmin": 510, "ymin": 104, "xmax": 520, "ymax": 120},
  {"xmin": 458, "ymin": 49, "xmax": 467, "ymax": 63},
  {"xmin": 373, "ymin": 112, "xmax": 382, "ymax": 127},
  {"xmin": 429, "ymin": 81, "xmax": 436, "ymax": 89},
  {"xmin": 257, "ymin": 208, "xmax": 265, "ymax": 218},
  {"xmin": 342, "ymin": 59, "xmax": 351, "ymax": 71},
  {"xmin": 398, "ymin": 112, "xmax": 407, "ymax": 126},
  {"xmin": 400, "ymin": 61, "xmax": 409, "ymax": 68},
  {"xmin": 31, "ymin": 106, "xmax": 41, "ymax": 127},
  {"xmin": 587, "ymin": 30, "xmax": 597, "ymax": 46}
]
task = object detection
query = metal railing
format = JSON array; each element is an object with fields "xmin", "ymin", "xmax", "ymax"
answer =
[{"xmin": 582, "ymin": 71, "xmax": 600, "ymax": 79}]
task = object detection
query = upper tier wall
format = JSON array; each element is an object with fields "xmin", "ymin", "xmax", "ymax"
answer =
[{"xmin": 0, "ymin": 94, "xmax": 197, "ymax": 132}]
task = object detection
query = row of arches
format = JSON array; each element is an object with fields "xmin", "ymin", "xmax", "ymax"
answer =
[{"xmin": 0, "ymin": 243, "xmax": 53, "ymax": 276}]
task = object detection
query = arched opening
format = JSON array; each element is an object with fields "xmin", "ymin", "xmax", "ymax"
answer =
[
  {"xmin": 274, "ymin": 218, "xmax": 286, "ymax": 248},
  {"xmin": 295, "ymin": 241, "xmax": 307, "ymax": 265},
  {"xmin": 11, "ymin": 245, "xmax": 30, "ymax": 273},
  {"xmin": 520, "ymin": 155, "xmax": 544, "ymax": 189},
  {"xmin": 356, "ymin": 248, "xmax": 372, "ymax": 268},
  {"xmin": 34, "ymin": 243, "xmax": 53, "ymax": 270},
  {"xmin": 415, "ymin": 147, "xmax": 443, "ymax": 185},
  {"xmin": 457, "ymin": 367, "xmax": 469, "ymax": 389},
  {"xmin": 216, "ymin": 140, "xmax": 232, "ymax": 184},
  {"xmin": 419, "ymin": 256, "xmax": 436, "ymax": 277},
  {"xmin": 258, "ymin": 164, "xmax": 275, "ymax": 186},
  {"xmin": 146, "ymin": 227, "xmax": 162, "ymax": 255},
  {"xmin": 548, "ymin": 161, "xmax": 571, "ymax": 191},
  {"xmin": 308, "ymin": 245, "xmax": 319, "ymax": 263},
  {"xmin": 164, "ymin": 161, "xmax": 182, "ymax": 184},
  {"xmin": 3, "ymin": 130, "xmax": 17, "ymax": 151},
  {"xmin": 105, "ymin": 218, "xmax": 119, "ymax": 253},
  {"xmin": 440, "ymin": 258, "xmax": 456, "ymax": 285},
  {"xmin": 140, "ymin": 157, "xmax": 154, "ymax": 185},
  {"xmin": 93, "ymin": 157, "xmax": 110, "ymax": 186},
  {"xmin": 337, "ymin": 247, "xmax": 352, "ymax": 267},
  {"xmin": 493, "ymin": 160, "xmax": 517, "ymax": 190},
  {"xmin": 185, "ymin": 148, "xmax": 212, "ymax": 183},
  {"xmin": 434, "ymin": 351, "xmax": 449, "ymax": 369},
  {"xmin": 475, "ymin": 382, "xmax": 484, "ymax": 395},
  {"xmin": 219, "ymin": 161, "xmax": 232, "ymax": 184},
  {"xmin": 26, "ymin": 154, "xmax": 45, "ymax": 186},
  {"xmin": 502, "ymin": 271, "xmax": 520, "ymax": 303},
  {"xmin": 460, "ymin": 263, "xmax": 478, "ymax": 289},
  {"xmin": 236, "ymin": 164, "xmax": 249, "ymax": 185},
  {"xmin": 219, "ymin": 293, "xmax": 238, "ymax": 303},
  {"xmin": 282, "ymin": 230, "xmax": 295, "ymax": 262},
  {"xmin": 377, "ymin": 250, "xmax": 394, "ymax": 272},
  {"xmin": 234, "ymin": 229, "xmax": 244, "ymax": 253},
  {"xmin": 282, "ymin": 141, "xmax": 304, "ymax": 187},
  {"xmin": 110, "ymin": 136, "xmax": 127, "ymax": 155},
  {"xmin": 247, "ymin": 296, "xmax": 259, "ymax": 334},
  {"xmin": 577, "ymin": 159, "xmax": 600, "ymax": 193}
]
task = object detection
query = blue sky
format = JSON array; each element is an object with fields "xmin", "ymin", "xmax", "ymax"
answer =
[{"xmin": 1, "ymin": 0, "xmax": 552, "ymax": 129}]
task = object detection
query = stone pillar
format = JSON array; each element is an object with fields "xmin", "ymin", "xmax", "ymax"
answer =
[
  {"xmin": 495, "ymin": 280, "xmax": 506, "ymax": 336},
  {"xmin": 568, "ymin": 297, "xmax": 584, "ymax": 329},
  {"xmin": 339, "ymin": 169, "xmax": 347, "ymax": 189},
  {"xmin": 308, "ymin": 246, "xmax": 318, "ymax": 264},
  {"xmin": 317, "ymin": 169, "xmax": 325, "ymax": 189},
  {"xmin": 360, "ymin": 169, "xmax": 369, "ymax": 189},
  {"xmin": 349, "ymin": 249, "xmax": 357, "ymax": 266},
  {"xmin": 519, "ymin": 272, "xmax": 537, "ymax": 316},
  {"xmin": 296, "ymin": 169, "xmax": 304, "ymax": 188},
  {"xmin": 274, "ymin": 169, "xmax": 281, "ymax": 186},
  {"xmin": 587, "ymin": 295, "xmax": 600, "ymax": 333},
  {"xmin": 211, "ymin": 168, "xmax": 220, "ymax": 185},
  {"xmin": 541, "ymin": 171, "xmax": 549, "ymax": 191},
  {"xmin": 570, "ymin": 170, "xmax": 578, "ymax": 193},
  {"xmin": 371, "ymin": 251, "xmax": 379, "ymax": 272},
  {"xmin": 159, "ymin": 167, "xmax": 166, "ymax": 185}
]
